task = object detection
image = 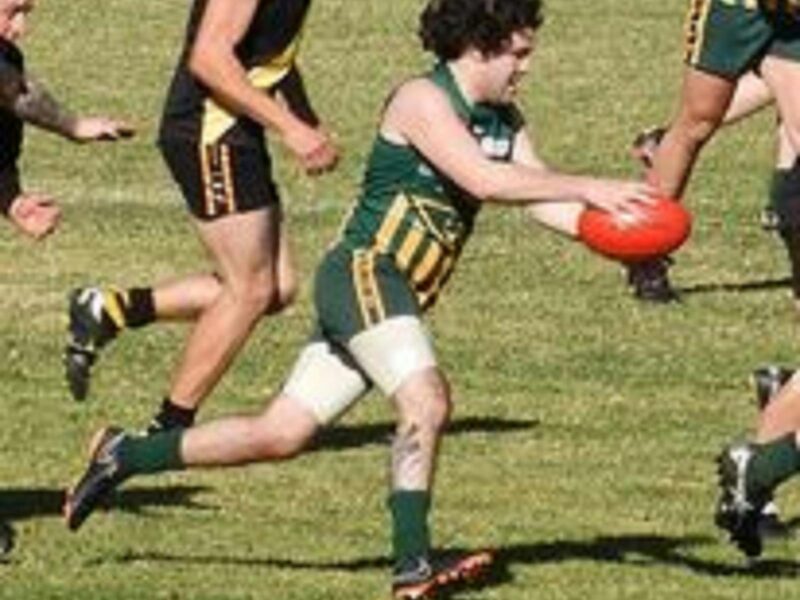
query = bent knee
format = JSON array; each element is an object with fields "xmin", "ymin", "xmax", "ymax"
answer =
[
  {"xmin": 401, "ymin": 390, "xmax": 452, "ymax": 435},
  {"xmin": 264, "ymin": 279, "xmax": 298, "ymax": 315}
]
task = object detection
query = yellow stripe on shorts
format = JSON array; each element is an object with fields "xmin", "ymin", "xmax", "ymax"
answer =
[
  {"xmin": 684, "ymin": 0, "xmax": 711, "ymax": 66},
  {"xmin": 352, "ymin": 250, "xmax": 386, "ymax": 327}
]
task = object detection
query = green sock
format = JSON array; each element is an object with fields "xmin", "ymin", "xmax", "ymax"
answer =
[
  {"xmin": 769, "ymin": 168, "xmax": 791, "ymax": 214},
  {"xmin": 749, "ymin": 434, "xmax": 800, "ymax": 494},
  {"xmin": 388, "ymin": 490, "xmax": 431, "ymax": 564},
  {"xmin": 117, "ymin": 429, "xmax": 185, "ymax": 475}
]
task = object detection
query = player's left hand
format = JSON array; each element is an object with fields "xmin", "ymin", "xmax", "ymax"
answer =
[
  {"xmin": 71, "ymin": 117, "xmax": 135, "ymax": 142},
  {"xmin": 8, "ymin": 192, "xmax": 62, "ymax": 240}
]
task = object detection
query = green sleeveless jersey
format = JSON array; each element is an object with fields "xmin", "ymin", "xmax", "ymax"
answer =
[{"xmin": 337, "ymin": 62, "xmax": 524, "ymax": 310}]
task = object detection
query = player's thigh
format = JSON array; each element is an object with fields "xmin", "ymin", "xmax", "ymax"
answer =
[
  {"xmin": 762, "ymin": 53, "xmax": 800, "ymax": 151},
  {"xmin": 160, "ymin": 140, "xmax": 283, "ymax": 281},
  {"xmin": 347, "ymin": 316, "xmax": 439, "ymax": 400},
  {"xmin": 281, "ymin": 337, "xmax": 371, "ymax": 425},
  {"xmin": 313, "ymin": 248, "xmax": 437, "ymax": 397}
]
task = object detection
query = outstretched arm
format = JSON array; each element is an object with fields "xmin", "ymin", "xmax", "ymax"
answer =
[
  {"xmin": 0, "ymin": 62, "xmax": 132, "ymax": 141},
  {"xmin": 383, "ymin": 78, "xmax": 654, "ymax": 214}
]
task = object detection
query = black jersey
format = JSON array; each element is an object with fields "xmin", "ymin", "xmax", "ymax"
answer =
[
  {"xmin": 158, "ymin": 0, "xmax": 313, "ymax": 147},
  {"xmin": 0, "ymin": 39, "xmax": 23, "ymax": 173},
  {"xmin": 0, "ymin": 38, "xmax": 23, "ymax": 211}
]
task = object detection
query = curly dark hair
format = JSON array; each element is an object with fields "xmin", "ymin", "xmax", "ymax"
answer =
[{"xmin": 419, "ymin": 0, "xmax": 544, "ymax": 60}]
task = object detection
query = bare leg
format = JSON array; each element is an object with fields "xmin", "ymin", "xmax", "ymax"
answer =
[
  {"xmin": 652, "ymin": 68, "xmax": 736, "ymax": 198},
  {"xmin": 181, "ymin": 393, "xmax": 320, "ymax": 465},
  {"xmin": 758, "ymin": 374, "xmax": 800, "ymax": 443},
  {"xmin": 151, "ymin": 217, "xmax": 297, "ymax": 322},
  {"xmin": 168, "ymin": 206, "xmax": 289, "ymax": 409},
  {"xmin": 390, "ymin": 367, "xmax": 452, "ymax": 491},
  {"xmin": 722, "ymin": 71, "xmax": 774, "ymax": 127},
  {"xmin": 761, "ymin": 56, "xmax": 800, "ymax": 157}
]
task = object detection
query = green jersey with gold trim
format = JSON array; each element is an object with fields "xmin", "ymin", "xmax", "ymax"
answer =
[
  {"xmin": 158, "ymin": 0, "xmax": 312, "ymax": 147},
  {"xmin": 718, "ymin": 0, "xmax": 800, "ymax": 16},
  {"xmin": 338, "ymin": 62, "xmax": 524, "ymax": 311}
]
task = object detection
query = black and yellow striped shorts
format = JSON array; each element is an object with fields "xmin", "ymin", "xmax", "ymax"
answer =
[
  {"xmin": 684, "ymin": 0, "xmax": 800, "ymax": 78},
  {"xmin": 159, "ymin": 140, "xmax": 280, "ymax": 220}
]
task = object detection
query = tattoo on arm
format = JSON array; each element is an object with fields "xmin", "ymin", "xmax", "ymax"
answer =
[
  {"xmin": 11, "ymin": 74, "xmax": 75, "ymax": 138},
  {"xmin": 0, "ymin": 60, "xmax": 25, "ymax": 112}
]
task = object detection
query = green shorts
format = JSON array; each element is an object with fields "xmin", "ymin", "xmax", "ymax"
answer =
[
  {"xmin": 684, "ymin": 0, "xmax": 800, "ymax": 78},
  {"xmin": 313, "ymin": 244, "xmax": 421, "ymax": 344}
]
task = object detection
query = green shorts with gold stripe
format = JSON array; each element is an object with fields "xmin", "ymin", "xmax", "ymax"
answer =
[
  {"xmin": 313, "ymin": 244, "xmax": 421, "ymax": 344},
  {"xmin": 684, "ymin": 0, "xmax": 800, "ymax": 78},
  {"xmin": 159, "ymin": 139, "xmax": 280, "ymax": 220}
]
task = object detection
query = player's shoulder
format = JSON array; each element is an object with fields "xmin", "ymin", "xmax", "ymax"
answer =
[{"xmin": 388, "ymin": 75, "xmax": 452, "ymax": 118}]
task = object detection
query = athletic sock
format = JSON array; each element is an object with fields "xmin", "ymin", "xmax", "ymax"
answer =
[
  {"xmin": 149, "ymin": 398, "xmax": 197, "ymax": 433},
  {"xmin": 769, "ymin": 167, "xmax": 791, "ymax": 215},
  {"xmin": 389, "ymin": 490, "xmax": 431, "ymax": 565},
  {"xmin": 117, "ymin": 428, "xmax": 185, "ymax": 475},
  {"xmin": 102, "ymin": 287, "xmax": 156, "ymax": 331},
  {"xmin": 749, "ymin": 433, "xmax": 800, "ymax": 494}
]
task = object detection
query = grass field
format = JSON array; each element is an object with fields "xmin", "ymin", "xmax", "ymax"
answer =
[{"xmin": 2, "ymin": 0, "xmax": 800, "ymax": 598}]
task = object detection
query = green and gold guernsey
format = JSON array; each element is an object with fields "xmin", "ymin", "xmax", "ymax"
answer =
[
  {"xmin": 315, "ymin": 62, "xmax": 524, "ymax": 341},
  {"xmin": 713, "ymin": 0, "xmax": 800, "ymax": 16}
]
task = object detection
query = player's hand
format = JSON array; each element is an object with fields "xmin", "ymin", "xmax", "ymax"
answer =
[
  {"xmin": 282, "ymin": 122, "xmax": 339, "ymax": 176},
  {"xmin": 582, "ymin": 178, "xmax": 658, "ymax": 220},
  {"xmin": 70, "ymin": 117, "xmax": 135, "ymax": 142},
  {"xmin": 8, "ymin": 192, "xmax": 61, "ymax": 240}
]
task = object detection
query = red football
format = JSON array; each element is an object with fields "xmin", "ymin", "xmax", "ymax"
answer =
[{"xmin": 578, "ymin": 198, "xmax": 692, "ymax": 263}]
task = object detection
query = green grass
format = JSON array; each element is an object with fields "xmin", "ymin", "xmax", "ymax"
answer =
[{"xmin": 2, "ymin": 0, "xmax": 799, "ymax": 598}]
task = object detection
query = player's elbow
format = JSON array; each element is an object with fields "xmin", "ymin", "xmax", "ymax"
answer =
[{"xmin": 187, "ymin": 42, "xmax": 225, "ymax": 86}]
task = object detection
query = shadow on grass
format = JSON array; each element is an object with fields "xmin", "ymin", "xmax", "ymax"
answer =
[
  {"xmin": 311, "ymin": 416, "xmax": 538, "ymax": 452},
  {"xmin": 0, "ymin": 485, "xmax": 213, "ymax": 522},
  {"xmin": 108, "ymin": 532, "xmax": 800, "ymax": 588},
  {"xmin": 678, "ymin": 276, "xmax": 791, "ymax": 298}
]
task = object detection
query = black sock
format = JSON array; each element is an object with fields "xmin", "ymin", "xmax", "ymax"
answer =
[
  {"xmin": 149, "ymin": 398, "xmax": 196, "ymax": 433},
  {"xmin": 125, "ymin": 288, "xmax": 156, "ymax": 328},
  {"xmin": 103, "ymin": 287, "xmax": 156, "ymax": 330}
]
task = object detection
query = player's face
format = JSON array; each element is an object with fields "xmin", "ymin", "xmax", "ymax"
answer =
[
  {"xmin": 0, "ymin": 0, "xmax": 34, "ymax": 43},
  {"xmin": 482, "ymin": 28, "xmax": 535, "ymax": 103}
]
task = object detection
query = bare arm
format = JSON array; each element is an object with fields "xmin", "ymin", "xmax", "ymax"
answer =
[
  {"xmin": 514, "ymin": 127, "xmax": 584, "ymax": 237},
  {"xmin": 383, "ymin": 79, "xmax": 653, "ymax": 213},
  {"xmin": 0, "ymin": 60, "xmax": 74, "ymax": 136},
  {"xmin": 12, "ymin": 74, "xmax": 76, "ymax": 137},
  {"xmin": 0, "ymin": 62, "xmax": 132, "ymax": 141},
  {"xmin": 189, "ymin": 0, "xmax": 336, "ymax": 173}
]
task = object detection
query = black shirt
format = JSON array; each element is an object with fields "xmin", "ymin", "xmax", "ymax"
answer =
[
  {"xmin": 158, "ymin": 0, "xmax": 313, "ymax": 147},
  {"xmin": 0, "ymin": 38, "xmax": 23, "ymax": 213}
]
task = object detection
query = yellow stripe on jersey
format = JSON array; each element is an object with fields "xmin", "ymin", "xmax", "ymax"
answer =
[
  {"xmin": 374, "ymin": 194, "xmax": 410, "ymax": 253},
  {"xmin": 352, "ymin": 250, "xmax": 386, "ymax": 327},
  {"xmin": 411, "ymin": 242, "xmax": 444, "ymax": 289},
  {"xmin": 200, "ymin": 36, "xmax": 303, "ymax": 145},
  {"xmin": 396, "ymin": 225, "xmax": 426, "ymax": 272},
  {"xmin": 405, "ymin": 193, "xmax": 460, "ymax": 251},
  {"xmin": 418, "ymin": 252, "xmax": 456, "ymax": 310}
]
